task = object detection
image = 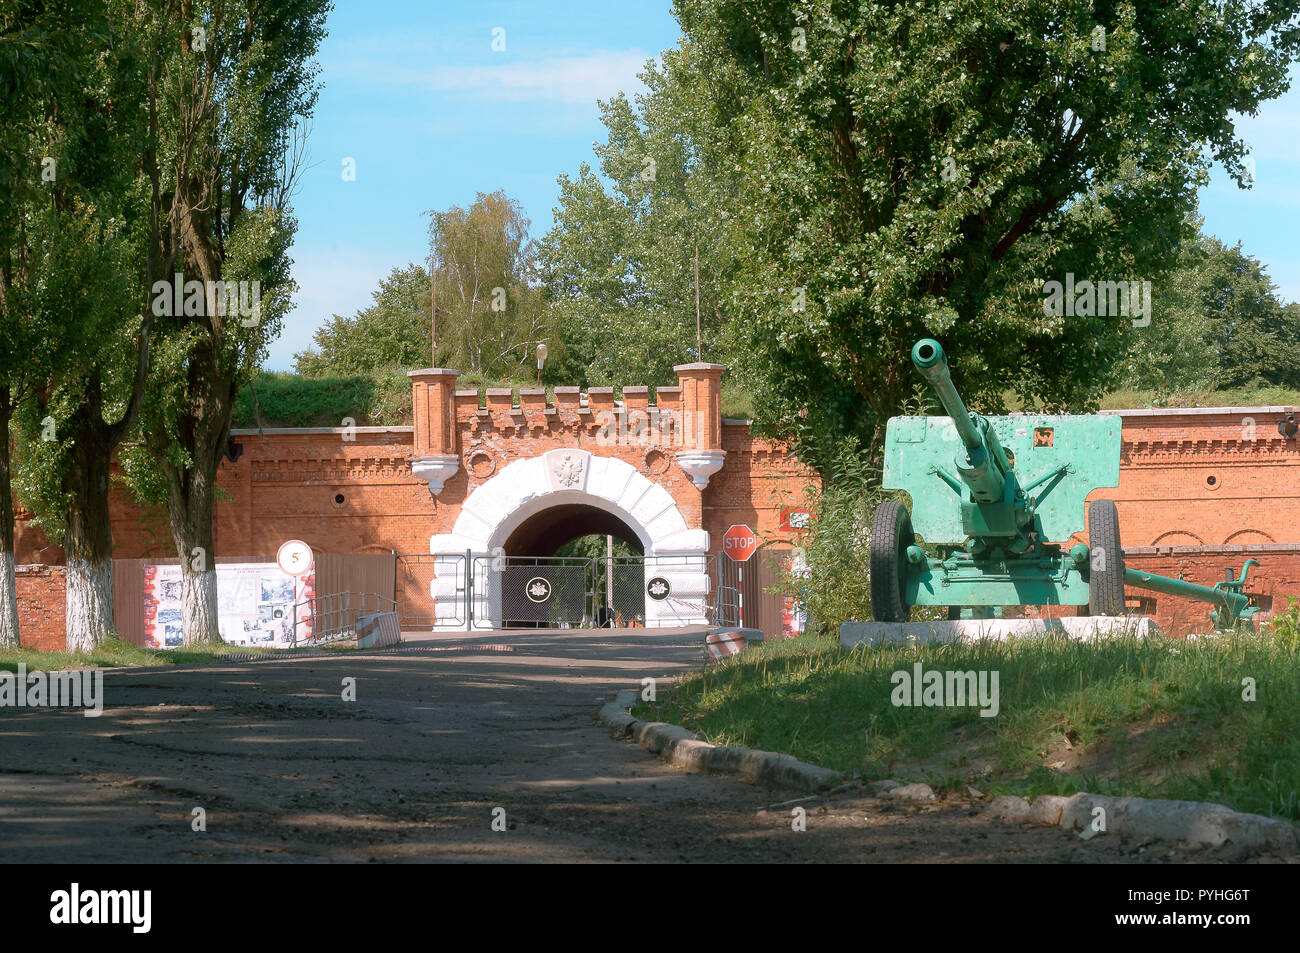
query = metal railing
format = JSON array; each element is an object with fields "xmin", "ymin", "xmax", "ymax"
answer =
[{"xmin": 292, "ymin": 591, "xmax": 397, "ymax": 645}]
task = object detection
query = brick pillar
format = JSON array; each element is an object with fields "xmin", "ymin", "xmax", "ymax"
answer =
[
  {"xmin": 407, "ymin": 368, "xmax": 461, "ymax": 496},
  {"xmin": 673, "ymin": 363, "xmax": 725, "ymax": 450},
  {"xmin": 673, "ymin": 362, "xmax": 727, "ymax": 493}
]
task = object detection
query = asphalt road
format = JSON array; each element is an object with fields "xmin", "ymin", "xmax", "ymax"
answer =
[{"xmin": 0, "ymin": 629, "xmax": 1277, "ymax": 863}]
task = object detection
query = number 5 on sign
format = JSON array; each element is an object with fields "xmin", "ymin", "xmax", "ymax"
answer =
[{"xmin": 277, "ymin": 539, "xmax": 314, "ymax": 576}]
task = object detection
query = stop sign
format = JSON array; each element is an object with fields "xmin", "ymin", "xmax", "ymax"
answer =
[{"xmin": 722, "ymin": 524, "xmax": 759, "ymax": 562}]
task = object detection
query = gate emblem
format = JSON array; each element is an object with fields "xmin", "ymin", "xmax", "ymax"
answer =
[
  {"xmin": 525, "ymin": 576, "xmax": 552, "ymax": 603},
  {"xmin": 554, "ymin": 453, "xmax": 585, "ymax": 487},
  {"xmin": 647, "ymin": 577, "xmax": 671, "ymax": 601},
  {"xmin": 544, "ymin": 448, "xmax": 591, "ymax": 491}
]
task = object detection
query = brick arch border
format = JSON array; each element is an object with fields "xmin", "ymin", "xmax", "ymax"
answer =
[
  {"xmin": 428, "ymin": 448, "xmax": 711, "ymax": 628},
  {"xmin": 1224, "ymin": 529, "xmax": 1276, "ymax": 544},
  {"xmin": 1151, "ymin": 530, "xmax": 1206, "ymax": 546}
]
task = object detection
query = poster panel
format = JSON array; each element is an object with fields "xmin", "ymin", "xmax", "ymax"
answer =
[{"xmin": 142, "ymin": 561, "xmax": 315, "ymax": 649}]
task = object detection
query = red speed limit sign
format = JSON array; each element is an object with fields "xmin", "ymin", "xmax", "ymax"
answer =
[{"xmin": 722, "ymin": 524, "xmax": 758, "ymax": 562}]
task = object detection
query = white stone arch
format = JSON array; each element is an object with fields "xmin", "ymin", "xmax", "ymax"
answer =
[{"xmin": 429, "ymin": 448, "xmax": 710, "ymax": 628}]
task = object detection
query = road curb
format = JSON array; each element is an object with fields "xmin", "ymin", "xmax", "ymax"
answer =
[
  {"xmin": 598, "ymin": 689, "xmax": 841, "ymax": 793},
  {"xmin": 987, "ymin": 792, "xmax": 1300, "ymax": 853}
]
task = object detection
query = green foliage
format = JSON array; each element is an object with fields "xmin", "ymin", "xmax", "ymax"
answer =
[
  {"xmin": 428, "ymin": 190, "xmax": 555, "ymax": 379},
  {"xmin": 3, "ymin": 0, "xmax": 150, "ymax": 546},
  {"xmin": 538, "ymin": 43, "xmax": 748, "ymax": 388},
  {"xmin": 230, "ymin": 372, "xmax": 378, "ymax": 428},
  {"xmin": 657, "ymin": 0, "xmax": 1300, "ymax": 466},
  {"xmin": 555, "ymin": 534, "xmax": 639, "ymax": 561},
  {"xmin": 771, "ymin": 441, "xmax": 880, "ymax": 635},
  {"xmin": 296, "ymin": 192, "xmax": 562, "ymax": 385},
  {"xmin": 1119, "ymin": 231, "xmax": 1300, "ymax": 393},
  {"xmin": 1098, "ymin": 384, "xmax": 1300, "ymax": 411},
  {"xmin": 294, "ymin": 264, "xmax": 432, "ymax": 376},
  {"xmin": 1265, "ymin": 598, "xmax": 1300, "ymax": 651}
]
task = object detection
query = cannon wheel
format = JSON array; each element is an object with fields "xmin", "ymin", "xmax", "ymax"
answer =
[
  {"xmin": 1088, "ymin": 498, "xmax": 1127, "ymax": 615},
  {"xmin": 870, "ymin": 501, "xmax": 914, "ymax": 623}
]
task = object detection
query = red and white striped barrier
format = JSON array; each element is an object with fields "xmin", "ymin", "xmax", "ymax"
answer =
[
  {"xmin": 356, "ymin": 611, "xmax": 401, "ymax": 649},
  {"xmin": 705, "ymin": 629, "xmax": 747, "ymax": 659}
]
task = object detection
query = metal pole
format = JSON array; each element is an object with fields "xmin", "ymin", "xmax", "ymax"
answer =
[
  {"xmin": 605, "ymin": 535, "xmax": 614, "ymax": 611},
  {"xmin": 694, "ymin": 243, "xmax": 702, "ymax": 360},
  {"xmin": 739, "ymin": 562, "xmax": 744, "ymax": 628}
]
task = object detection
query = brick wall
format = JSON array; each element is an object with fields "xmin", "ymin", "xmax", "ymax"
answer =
[
  {"xmin": 15, "ymin": 384, "xmax": 820, "ymax": 565},
  {"xmin": 10, "ymin": 389, "xmax": 1300, "ymax": 639},
  {"xmin": 1092, "ymin": 406, "xmax": 1300, "ymax": 547},
  {"xmin": 15, "ymin": 565, "xmax": 65, "ymax": 652}
]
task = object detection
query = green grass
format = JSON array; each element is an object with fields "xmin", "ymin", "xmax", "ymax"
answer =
[
  {"xmin": 232, "ymin": 371, "xmax": 384, "ymax": 428},
  {"xmin": 635, "ymin": 630, "xmax": 1300, "ymax": 823},
  {"xmin": 0, "ymin": 636, "xmax": 355, "ymax": 674},
  {"xmin": 1099, "ymin": 386, "xmax": 1300, "ymax": 410}
]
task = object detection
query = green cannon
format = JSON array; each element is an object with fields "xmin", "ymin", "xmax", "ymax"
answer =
[{"xmin": 871, "ymin": 338, "xmax": 1260, "ymax": 629}]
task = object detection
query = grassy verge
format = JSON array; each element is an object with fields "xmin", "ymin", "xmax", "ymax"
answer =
[
  {"xmin": 0, "ymin": 637, "xmax": 356, "ymax": 674},
  {"xmin": 633, "ymin": 631, "xmax": 1300, "ymax": 823}
]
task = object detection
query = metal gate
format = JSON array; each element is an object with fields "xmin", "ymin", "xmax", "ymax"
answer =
[
  {"xmin": 396, "ymin": 553, "xmax": 466, "ymax": 629},
  {"xmin": 595, "ymin": 556, "xmax": 648, "ymax": 626},
  {"xmin": 473, "ymin": 555, "xmax": 594, "ymax": 628},
  {"xmin": 397, "ymin": 550, "xmax": 785, "ymax": 632},
  {"xmin": 712, "ymin": 551, "xmax": 741, "ymax": 627}
]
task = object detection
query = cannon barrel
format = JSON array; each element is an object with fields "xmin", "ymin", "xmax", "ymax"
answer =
[
  {"xmin": 911, "ymin": 339, "xmax": 983, "ymax": 451},
  {"xmin": 911, "ymin": 338, "xmax": 1010, "ymax": 502}
]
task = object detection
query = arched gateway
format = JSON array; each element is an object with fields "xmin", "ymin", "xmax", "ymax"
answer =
[
  {"xmin": 391, "ymin": 360, "xmax": 817, "ymax": 631},
  {"xmin": 429, "ymin": 448, "xmax": 710, "ymax": 627}
]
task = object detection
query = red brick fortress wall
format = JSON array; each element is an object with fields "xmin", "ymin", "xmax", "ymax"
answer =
[
  {"xmin": 11, "ymin": 387, "xmax": 1299, "ymax": 635},
  {"xmin": 14, "ymin": 565, "xmax": 66, "ymax": 652}
]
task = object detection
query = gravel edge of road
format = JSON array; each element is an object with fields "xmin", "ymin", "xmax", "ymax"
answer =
[{"xmin": 598, "ymin": 689, "xmax": 841, "ymax": 793}]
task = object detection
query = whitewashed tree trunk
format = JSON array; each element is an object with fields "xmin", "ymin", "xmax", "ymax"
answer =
[
  {"xmin": 65, "ymin": 554, "xmax": 113, "ymax": 652},
  {"xmin": 0, "ymin": 551, "xmax": 18, "ymax": 648},
  {"xmin": 0, "ymin": 392, "xmax": 19, "ymax": 647},
  {"xmin": 182, "ymin": 565, "xmax": 220, "ymax": 644},
  {"xmin": 173, "ymin": 462, "xmax": 222, "ymax": 644},
  {"xmin": 63, "ymin": 401, "xmax": 119, "ymax": 653}
]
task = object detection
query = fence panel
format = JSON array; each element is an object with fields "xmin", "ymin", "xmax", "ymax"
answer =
[
  {"xmin": 484, "ymin": 556, "xmax": 593, "ymax": 628},
  {"xmin": 597, "ymin": 556, "xmax": 647, "ymax": 626},
  {"xmin": 396, "ymin": 553, "xmax": 464, "ymax": 628}
]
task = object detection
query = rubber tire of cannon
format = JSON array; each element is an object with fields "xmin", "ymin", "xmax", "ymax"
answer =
[
  {"xmin": 1087, "ymin": 498, "xmax": 1127, "ymax": 616},
  {"xmin": 870, "ymin": 501, "xmax": 914, "ymax": 623}
]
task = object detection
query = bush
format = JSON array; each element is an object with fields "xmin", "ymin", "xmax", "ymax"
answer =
[
  {"xmin": 1265, "ymin": 597, "xmax": 1300, "ymax": 651},
  {"xmin": 772, "ymin": 440, "xmax": 881, "ymax": 635},
  {"xmin": 232, "ymin": 368, "xmax": 422, "ymax": 428}
]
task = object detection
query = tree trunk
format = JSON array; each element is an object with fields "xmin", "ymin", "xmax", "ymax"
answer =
[
  {"xmin": 171, "ymin": 446, "xmax": 222, "ymax": 644},
  {"xmin": 0, "ymin": 388, "xmax": 18, "ymax": 647},
  {"xmin": 63, "ymin": 408, "xmax": 116, "ymax": 652}
]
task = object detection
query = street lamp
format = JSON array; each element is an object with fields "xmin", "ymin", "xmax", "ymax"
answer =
[{"xmin": 536, "ymin": 343, "xmax": 548, "ymax": 386}]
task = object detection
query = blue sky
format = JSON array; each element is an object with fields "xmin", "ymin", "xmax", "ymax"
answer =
[{"xmin": 269, "ymin": 1, "xmax": 1300, "ymax": 371}]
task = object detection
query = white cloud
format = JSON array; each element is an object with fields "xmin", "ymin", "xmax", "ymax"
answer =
[
  {"xmin": 265, "ymin": 249, "xmax": 400, "ymax": 371},
  {"xmin": 333, "ymin": 49, "xmax": 652, "ymax": 105}
]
